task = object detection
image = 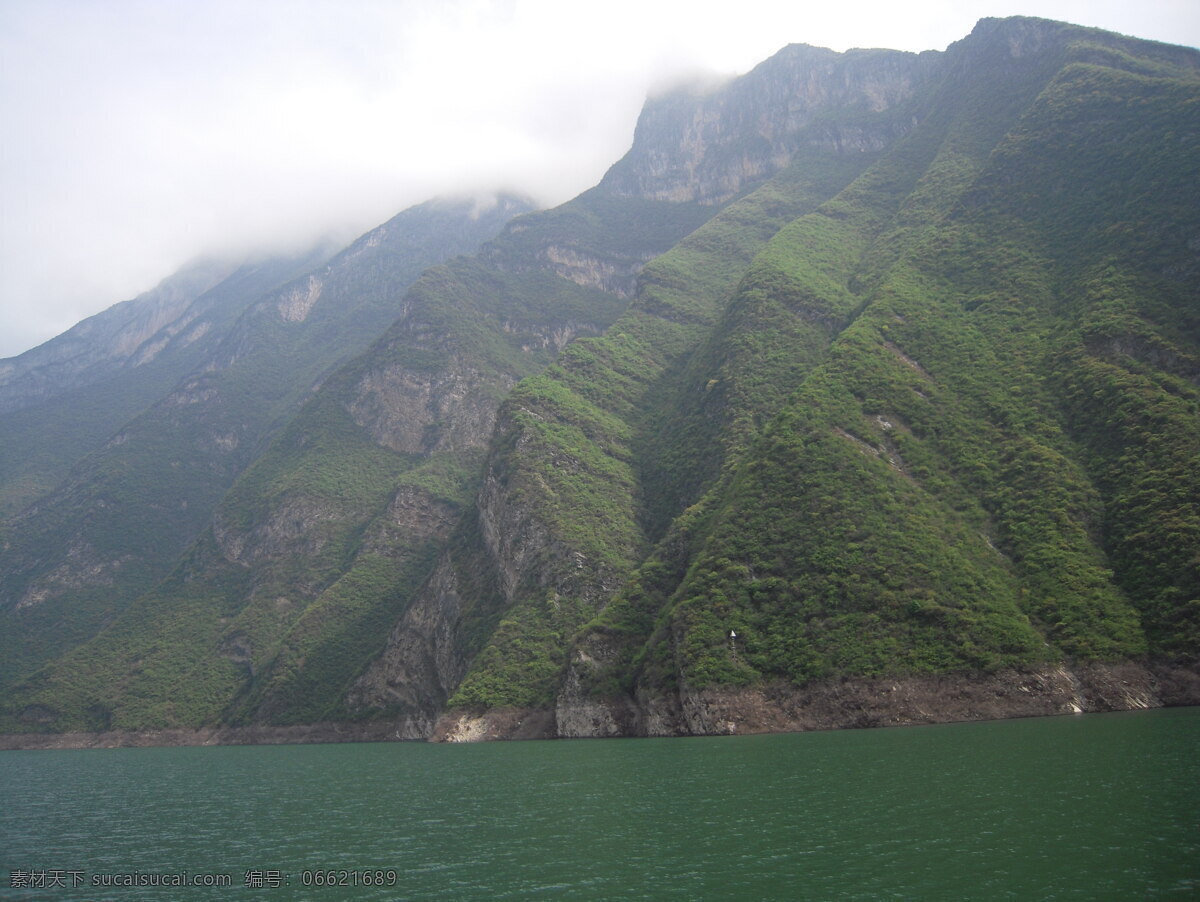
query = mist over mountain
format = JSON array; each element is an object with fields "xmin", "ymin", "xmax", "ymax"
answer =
[
  {"xmin": 1, "ymin": 17, "xmax": 1197, "ymax": 745},
  {"xmin": 0, "ymin": 194, "xmax": 533, "ymax": 693}
]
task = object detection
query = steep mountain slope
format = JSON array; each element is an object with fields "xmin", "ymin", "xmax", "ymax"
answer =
[
  {"xmin": 0, "ymin": 40, "xmax": 922, "ymax": 735},
  {"xmin": 0, "ymin": 249, "xmax": 337, "ymax": 517},
  {"xmin": 0, "ymin": 196, "xmax": 530, "ymax": 693},
  {"xmin": 4, "ymin": 17, "xmax": 1198, "ymax": 743},
  {"xmin": 359, "ymin": 18, "xmax": 1200, "ymax": 740},
  {"xmin": 348, "ymin": 136, "xmax": 917, "ymax": 729},
  {"xmin": 1, "ymin": 194, "xmax": 718, "ymax": 733}
]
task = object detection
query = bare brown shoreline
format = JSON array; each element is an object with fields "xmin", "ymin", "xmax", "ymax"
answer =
[{"xmin": 4, "ymin": 660, "xmax": 1197, "ymax": 751}]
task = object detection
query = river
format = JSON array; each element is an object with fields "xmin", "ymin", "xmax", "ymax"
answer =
[{"xmin": 2, "ymin": 707, "xmax": 1197, "ymax": 899}]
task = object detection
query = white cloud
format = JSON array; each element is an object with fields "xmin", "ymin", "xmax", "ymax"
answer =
[{"xmin": 1, "ymin": 0, "xmax": 1197, "ymax": 357}]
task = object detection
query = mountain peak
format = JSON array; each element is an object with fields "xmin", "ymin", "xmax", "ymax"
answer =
[{"xmin": 599, "ymin": 41, "xmax": 926, "ymax": 206}]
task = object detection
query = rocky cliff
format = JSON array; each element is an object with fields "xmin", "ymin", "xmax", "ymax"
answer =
[{"xmin": 599, "ymin": 44, "xmax": 934, "ymax": 205}]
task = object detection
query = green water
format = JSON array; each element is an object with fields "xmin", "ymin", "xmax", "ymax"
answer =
[{"xmin": 1, "ymin": 708, "xmax": 1197, "ymax": 900}]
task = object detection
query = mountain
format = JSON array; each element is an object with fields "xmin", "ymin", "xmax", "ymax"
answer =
[
  {"xmin": 0, "ymin": 257, "xmax": 241, "ymax": 418},
  {"xmin": 0, "ymin": 195, "xmax": 532, "ymax": 693},
  {"xmin": 356, "ymin": 17, "xmax": 1200, "ymax": 740},
  {"xmin": 0, "ymin": 249, "xmax": 341, "ymax": 518},
  {"xmin": 2, "ymin": 17, "xmax": 1198, "ymax": 743}
]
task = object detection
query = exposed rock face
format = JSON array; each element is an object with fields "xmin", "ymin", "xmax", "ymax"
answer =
[
  {"xmin": 641, "ymin": 663, "xmax": 1162, "ymax": 736},
  {"xmin": 276, "ymin": 274, "xmax": 324, "ymax": 323},
  {"xmin": 214, "ymin": 495, "xmax": 342, "ymax": 568},
  {"xmin": 350, "ymin": 358, "xmax": 516, "ymax": 455},
  {"xmin": 556, "ymin": 638, "xmax": 640, "ymax": 739},
  {"xmin": 476, "ymin": 442, "xmax": 563, "ymax": 603},
  {"xmin": 444, "ymin": 660, "xmax": 1199, "ymax": 742},
  {"xmin": 0, "ymin": 258, "xmax": 237, "ymax": 415},
  {"xmin": 432, "ymin": 707, "xmax": 557, "ymax": 742},
  {"xmin": 346, "ymin": 401, "xmax": 623, "ymax": 731},
  {"xmin": 14, "ymin": 540, "xmax": 130, "ymax": 611},
  {"xmin": 537, "ymin": 245, "xmax": 651, "ymax": 297},
  {"xmin": 358, "ymin": 484, "xmax": 460, "ymax": 557},
  {"xmin": 346, "ymin": 555, "xmax": 470, "ymax": 733},
  {"xmin": 600, "ymin": 45, "xmax": 931, "ymax": 205}
]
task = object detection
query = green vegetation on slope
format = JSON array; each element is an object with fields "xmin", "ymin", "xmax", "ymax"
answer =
[
  {"xmin": 618, "ymin": 31, "xmax": 1198, "ymax": 698},
  {"xmin": 453, "ymin": 19, "xmax": 1199, "ymax": 713},
  {"xmin": 0, "ymin": 197, "xmax": 534, "ymax": 724},
  {"xmin": 5, "ymin": 19, "xmax": 1197, "ymax": 735},
  {"xmin": 1, "ymin": 182, "xmax": 718, "ymax": 732},
  {"xmin": 447, "ymin": 139, "xmax": 888, "ymax": 709}
]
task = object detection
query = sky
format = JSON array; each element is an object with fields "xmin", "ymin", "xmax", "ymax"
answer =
[{"xmin": 1, "ymin": 0, "xmax": 1197, "ymax": 358}]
